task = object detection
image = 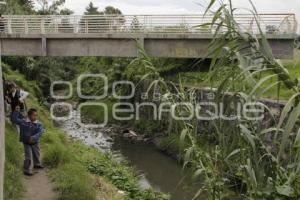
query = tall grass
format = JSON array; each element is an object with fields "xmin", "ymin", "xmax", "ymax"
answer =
[
  {"xmin": 129, "ymin": 0, "xmax": 300, "ymax": 199},
  {"xmin": 4, "ymin": 122, "xmax": 24, "ymax": 200}
]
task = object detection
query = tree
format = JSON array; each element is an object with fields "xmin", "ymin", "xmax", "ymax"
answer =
[
  {"xmin": 130, "ymin": 16, "xmax": 141, "ymax": 32},
  {"xmin": 18, "ymin": 0, "xmax": 35, "ymax": 13},
  {"xmin": 5, "ymin": 0, "xmax": 35, "ymax": 14},
  {"xmin": 81, "ymin": 3, "xmax": 125, "ymax": 33},
  {"xmin": 101, "ymin": 6, "xmax": 125, "ymax": 31},
  {"xmin": 102, "ymin": 6, "xmax": 122, "ymax": 15},
  {"xmin": 35, "ymin": 0, "xmax": 68, "ymax": 15},
  {"xmin": 59, "ymin": 8, "xmax": 74, "ymax": 33},
  {"xmin": 84, "ymin": 2, "xmax": 100, "ymax": 15},
  {"xmin": 59, "ymin": 8, "xmax": 73, "ymax": 15}
]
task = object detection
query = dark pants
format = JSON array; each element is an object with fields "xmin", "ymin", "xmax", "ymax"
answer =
[{"xmin": 23, "ymin": 143, "xmax": 41, "ymax": 173}]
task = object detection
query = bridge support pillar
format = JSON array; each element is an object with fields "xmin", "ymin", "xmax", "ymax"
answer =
[
  {"xmin": 42, "ymin": 37, "xmax": 47, "ymax": 56},
  {"xmin": 137, "ymin": 37, "xmax": 145, "ymax": 57}
]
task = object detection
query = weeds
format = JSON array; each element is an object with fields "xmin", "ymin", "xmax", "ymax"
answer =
[
  {"xmin": 4, "ymin": 122, "xmax": 24, "ymax": 200},
  {"xmin": 128, "ymin": 1, "xmax": 300, "ymax": 199},
  {"xmin": 50, "ymin": 163, "xmax": 96, "ymax": 200}
]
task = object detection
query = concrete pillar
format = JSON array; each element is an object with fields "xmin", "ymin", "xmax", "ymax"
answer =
[
  {"xmin": 137, "ymin": 37, "xmax": 145, "ymax": 57},
  {"xmin": 42, "ymin": 37, "xmax": 47, "ymax": 56}
]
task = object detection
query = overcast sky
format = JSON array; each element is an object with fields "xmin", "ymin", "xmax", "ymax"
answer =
[
  {"xmin": 64, "ymin": 0, "xmax": 299, "ymax": 29},
  {"xmin": 65, "ymin": 0, "xmax": 299, "ymax": 15}
]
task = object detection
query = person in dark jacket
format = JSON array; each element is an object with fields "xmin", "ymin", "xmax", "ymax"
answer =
[
  {"xmin": 2, "ymin": 77, "xmax": 9, "ymax": 113},
  {"xmin": 11, "ymin": 107, "xmax": 44, "ymax": 176},
  {"xmin": 7, "ymin": 82, "xmax": 29, "ymax": 114}
]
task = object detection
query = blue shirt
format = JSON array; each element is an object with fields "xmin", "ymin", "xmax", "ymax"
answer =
[{"xmin": 11, "ymin": 111, "xmax": 44, "ymax": 144}]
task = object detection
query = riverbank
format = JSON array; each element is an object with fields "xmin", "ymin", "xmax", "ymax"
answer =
[
  {"xmin": 59, "ymin": 114, "xmax": 203, "ymax": 200},
  {"xmin": 3, "ymin": 65, "xmax": 168, "ymax": 200}
]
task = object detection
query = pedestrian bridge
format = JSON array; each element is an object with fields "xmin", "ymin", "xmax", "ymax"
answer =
[{"xmin": 0, "ymin": 14, "xmax": 297, "ymax": 58}]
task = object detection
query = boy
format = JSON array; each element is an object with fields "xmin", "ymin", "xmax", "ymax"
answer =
[{"xmin": 11, "ymin": 107, "xmax": 44, "ymax": 176}]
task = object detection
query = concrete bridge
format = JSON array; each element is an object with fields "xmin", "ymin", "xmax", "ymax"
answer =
[{"xmin": 0, "ymin": 14, "xmax": 297, "ymax": 58}]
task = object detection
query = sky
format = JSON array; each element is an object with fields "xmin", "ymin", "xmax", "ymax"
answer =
[
  {"xmin": 64, "ymin": 0, "xmax": 299, "ymax": 16},
  {"xmin": 64, "ymin": 0, "xmax": 299, "ymax": 31}
]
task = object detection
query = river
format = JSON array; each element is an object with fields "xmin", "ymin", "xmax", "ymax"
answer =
[{"xmin": 58, "ymin": 112, "xmax": 204, "ymax": 200}]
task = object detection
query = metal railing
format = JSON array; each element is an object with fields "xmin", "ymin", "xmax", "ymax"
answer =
[{"xmin": 0, "ymin": 14, "xmax": 297, "ymax": 35}]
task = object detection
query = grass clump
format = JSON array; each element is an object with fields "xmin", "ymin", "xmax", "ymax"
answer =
[
  {"xmin": 43, "ymin": 143, "xmax": 72, "ymax": 168},
  {"xmin": 4, "ymin": 122, "xmax": 24, "ymax": 200},
  {"xmin": 70, "ymin": 142, "xmax": 170, "ymax": 200},
  {"xmin": 50, "ymin": 163, "xmax": 96, "ymax": 200}
]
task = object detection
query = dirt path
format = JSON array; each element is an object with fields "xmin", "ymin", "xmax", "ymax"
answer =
[{"xmin": 23, "ymin": 169, "xmax": 57, "ymax": 200}]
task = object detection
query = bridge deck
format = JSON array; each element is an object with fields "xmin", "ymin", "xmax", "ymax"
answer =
[{"xmin": 0, "ymin": 14, "xmax": 297, "ymax": 58}]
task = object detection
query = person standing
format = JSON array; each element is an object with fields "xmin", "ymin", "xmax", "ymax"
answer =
[
  {"xmin": 2, "ymin": 77, "xmax": 9, "ymax": 114},
  {"xmin": 11, "ymin": 107, "xmax": 44, "ymax": 176},
  {"xmin": 7, "ymin": 83, "xmax": 29, "ymax": 115}
]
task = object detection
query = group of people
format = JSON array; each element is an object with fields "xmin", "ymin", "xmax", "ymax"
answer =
[{"xmin": 3, "ymin": 77, "xmax": 44, "ymax": 176}]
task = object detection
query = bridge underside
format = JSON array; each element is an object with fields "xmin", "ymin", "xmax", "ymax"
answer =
[{"xmin": 0, "ymin": 34, "xmax": 295, "ymax": 59}]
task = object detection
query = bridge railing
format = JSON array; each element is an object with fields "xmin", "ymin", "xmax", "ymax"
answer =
[{"xmin": 0, "ymin": 14, "xmax": 297, "ymax": 35}]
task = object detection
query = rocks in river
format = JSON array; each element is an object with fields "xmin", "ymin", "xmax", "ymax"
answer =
[
  {"xmin": 123, "ymin": 129, "xmax": 138, "ymax": 138},
  {"xmin": 143, "ymin": 138, "xmax": 152, "ymax": 143},
  {"xmin": 103, "ymin": 126, "xmax": 120, "ymax": 137},
  {"xmin": 106, "ymin": 138, "xmax": 113, "ymax": 142},
  {"xmin": 102, "ymin": 125, "xmax": 151, "ymax": 143}
]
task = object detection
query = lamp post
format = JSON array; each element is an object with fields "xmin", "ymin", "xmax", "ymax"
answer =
[{"xmin": 0, "ymin": 1, "xmax": 6, "ymax": 199}]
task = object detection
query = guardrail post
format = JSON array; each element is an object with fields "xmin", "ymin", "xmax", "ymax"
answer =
[
  {"xmin": 24, "ymin": 18, "xmax": 28, "ymax": 34},
  {"xmin": 41, "ymin": 18, "xmax": 45, "ymax": 34},
  {"xmin": 55, "ymin": 18, "xmax": 58, "ymax": 34},
  {"xmin": 7, "ymin": 18, "xmax": 12, "ymax": 34},
  {"xmin": 85, "ymin": 18, "xmax": 88, "ymax": 34}
]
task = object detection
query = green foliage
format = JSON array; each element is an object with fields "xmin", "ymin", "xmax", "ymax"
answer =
[
  {"xmin": 43, "ymin": 143, "xmax": 72, "ymax": 168},
  {"xmin": 124, "ymin": 2, "xmax": 300, "ymax": 199},
  {"xmin": 102, "ymin": 6, "xmax": 122, "ymax": 15},
  {"xmin": 73, "ymin": 142, "xmax": 170, "ymax": 200},
  {"xmin": 4, "ymin": 64, "xmax": 168, "ymax": 200},
  {"xmin": 84, "ymin": 2, "xmax": 100, "ymax": 15},
  {"xmin": 36, "ymin": 0, "xmax": 70, "ymax": 15},
  {"xmin": 50, "ymin": 163, "xmax": 96, "ymax": 200},
  {"xmin": 5, "ymin": 0, "xmax": 33, "ymax": 14},
  {"xmin": 158, "ymin": 134, "xmax": 182, "ymax": 155},
  {"xmin": 4, "ymin": 122, "xmax": 24, "ymax": 200},
  {"xmin": 80, "ymin": 99, "xmax": 115, "ymax": 124},
  {"xmin": 133, "ymin": 119, "xmax": 164, "ymax": 136}
]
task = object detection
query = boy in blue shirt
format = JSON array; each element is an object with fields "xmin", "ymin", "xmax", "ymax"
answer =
[{"xmin": 11, "ymin": 106, "xmax": 44, "ymax": 176}]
